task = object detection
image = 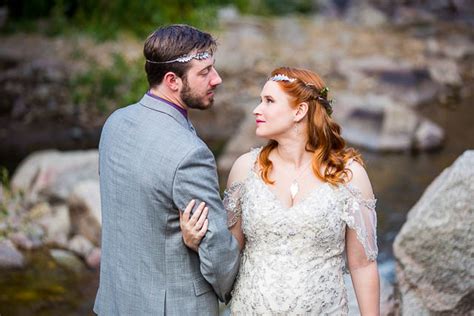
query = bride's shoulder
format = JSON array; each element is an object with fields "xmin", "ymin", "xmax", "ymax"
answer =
[
  {"xmin": 227, "ymin": 150, "xmax": 259, "ymax": 186},
  {"xmin": 343, "ymin": 159, "xmax": 374, "ymax": 200}
]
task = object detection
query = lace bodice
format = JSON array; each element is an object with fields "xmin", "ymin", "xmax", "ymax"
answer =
[{"xmin": 224, "ymin": 148, "xmax": 377, "ymax": 315}]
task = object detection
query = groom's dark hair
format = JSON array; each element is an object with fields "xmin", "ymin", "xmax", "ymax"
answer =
[{"xmin": 143, "ymin": 24, "xmax": 217, "ymax": 87}]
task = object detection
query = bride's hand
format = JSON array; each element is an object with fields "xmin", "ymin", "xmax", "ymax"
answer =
[{"xmin": 179, "ymin": 200, "xmax": 209, "ymax": 252}]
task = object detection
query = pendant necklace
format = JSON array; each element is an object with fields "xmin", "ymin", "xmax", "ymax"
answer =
[{"xmin": 289, "ymin": 160, "xmax": 313, "ymax": 200}]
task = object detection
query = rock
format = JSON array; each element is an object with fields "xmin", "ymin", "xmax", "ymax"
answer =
[
  {"xmin": 393, "ymin": 150, "xmax": 474, "ymax": 315},
  {"xmin": 391, "ymin": 0, "xmax": 474, "ymax": 24},
  {"xmin": 414, "ymin": 118, "xmax": 445, "ymax": 151},
  {"xmin": 346, "ymin": 2, "xmax": 388, "ymax": 27},
  {"xmin": 28, "ymin": 201, "xmax": 52, "ymax": 220},
  {"xmin": 0, "ymin": 7, "xmax": 7, "ymax": 30},
  {"xmin": 11, "ymin": 149, "xmax": 99, "ymax": 202},
  {"xmin": 190, "ymin": 94, "xmax": 246, "ymax": 148},
  {"xmin": 68, "ymin": 180, "xmax": 101, "ymax": 246},
  {"xmin": 426, "ymin": 35, "xmax": 474, "ymax": 60},
  {"xmin": 215, "ymin": 18, "xmax": 268, "ymax": 76},
  {"xmin": 46, "ymin": 161, "xmax": 99, "ymax": 200},
  {"xmin": 334, "ymin": 93, "xmax": 444, "ymax": 151},
  {"xmin": 85, "ymin": 247, "xmax": 101, "ymax": 269},
  {"xmin": 9, "ymin": 232, "xmax": 34, "ymax": 250},
  {"xmin": 337, "ymin": 56, "xmax": 441, "ymax": 107},
  {"xmin": 68, "ymin": 234, "xmax": 94, "ymax": 259},
  {"xmin": 427, "ymin": 58, "xmax": 462, "ymax": 86},
  {"xmin": 217, "ymin": 105, "xmax": 266, "ymax": 180},
  {"xmin": 38, "ymin": 204, "xmax": 71, "ymax": 247},
  {"xmin": 0, "ymin": 239, "xmax": 25, "ymax": 268},
  {"xmin": 218, "ymin": 5, "xmax": 240, "ymax": 23},
  {"xmin": 50, "ymin": 248, "xmax": 84, "ymax": 273}
]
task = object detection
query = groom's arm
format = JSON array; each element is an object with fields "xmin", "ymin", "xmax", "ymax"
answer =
[{"xmin": 172, "ymin": 144, "xmax": 240, "ymax": 303}]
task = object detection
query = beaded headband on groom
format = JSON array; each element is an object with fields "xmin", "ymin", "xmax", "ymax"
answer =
[
  {"xmin": 269, "ymin": 74, "xmax": 334, "ymax": 115},
  {"xmin": 146, "ymin": 51, "xmax": 212, "ymax": 64}
]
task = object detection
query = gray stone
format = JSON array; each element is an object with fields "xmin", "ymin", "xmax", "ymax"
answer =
[
  {"xmin": 393, "ymin": 150, "xmax": 474, "ymax": 315},
  {"xmin": 0, "ymin": 7, "xmax": 7, "ymax": 29},
  {"xmin": 38, "ymin": 204, "xmax": 71, "ymax": 247},
  {"xmin": 9, "ymin": 232, "xmax": 34, "ymax": 250},
  {"xmin": 217, "ymin": 5, "xmax": 240, "ymax": 23},
  {"xmin": 85, "ymin": 247, "xmax": 101, "ymax": 269},
  {"xmin": 428, "ymin": 58, "xmax": 462, "ymax": 86},
  {"xmin": 68, "ymin": 234, "xmax": 94, "ymax": 259},
  {"xmin": 414, "ymin": 119, "xmax": 445, "ymax": 151},
  {"xmin": 0, "ymin": 239, "xmax": 25, "ymax": 268},
  {"xmin": 11, "ymin": 150, "xmax": 99, "ymax": 202},
  {"xmin": 346, "ymin": 2, "xmax": 388, "ymax": 27},
  {"xmin": 217, "ymin": 104, "xmax": 266, "ymax": 180},
  {"xmin": 50, "ymin": 248, "xmax": 84, "ymax": 273},
  {"xmin": 68, "ymin": 180, "xmax": 101, "ymax": 246},
  {"xmin": 338, "ymin": 56, "xmax": 441, "ymax": 107},
  {"xmin": 334, "ymin": 93, "xmax": 444, "ymax": 152},
  {"xmin": 215, "ymin": 19, "xmax": 268, "ymax": 76}
]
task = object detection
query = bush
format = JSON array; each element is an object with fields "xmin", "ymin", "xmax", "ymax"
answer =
[{"xmin": 4, "ymin": 0, "xmax": 318, "ymax": 39}]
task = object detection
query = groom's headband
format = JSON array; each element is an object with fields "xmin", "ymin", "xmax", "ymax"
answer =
[
  {"xmin": 146, "ymin": 51, "xmax": 212, "ymax": 64},
  {"xmin": 269, "ymin": 74, "xmax": 333, "ymax": 115}
]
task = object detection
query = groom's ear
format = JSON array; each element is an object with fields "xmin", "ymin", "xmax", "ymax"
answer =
[{"xmin": 163, "ymin": 72, "xmax": 182, "ymax": 92}]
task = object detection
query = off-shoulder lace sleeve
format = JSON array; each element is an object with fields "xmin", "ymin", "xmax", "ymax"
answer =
[
  {"xmin": 341, "ymin": 183, "xmax": 378, "ymax": 263},
  {"xmin": 223, "ymin": 181, "xmax": 245, "ymax": 228}
]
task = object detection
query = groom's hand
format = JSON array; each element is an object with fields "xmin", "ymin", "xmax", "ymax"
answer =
[{"xmin": 179, "ymin": 200, "xmax": 209, "ymax": 252}]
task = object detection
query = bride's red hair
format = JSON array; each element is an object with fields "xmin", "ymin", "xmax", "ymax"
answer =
[{"xmin": 259, "ymin": 67, "xmax": 363, "ymax": 186}]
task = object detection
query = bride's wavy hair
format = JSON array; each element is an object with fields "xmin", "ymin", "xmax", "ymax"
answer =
[{"xmin": 259, "ymin": 67, "xmax": 363, "ymax": 186}]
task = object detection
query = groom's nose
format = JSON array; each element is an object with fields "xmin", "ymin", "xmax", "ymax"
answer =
[{"xmin": 210, "ymin": 67, "xmax": 222, "ymax": 87}]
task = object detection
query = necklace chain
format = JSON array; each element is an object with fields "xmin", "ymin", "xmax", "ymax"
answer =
[{"xmin": 289, "ymin": 159, "xmax": 312, "ymax": 200}]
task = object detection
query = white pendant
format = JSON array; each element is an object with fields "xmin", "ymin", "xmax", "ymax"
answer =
[{"xmin": 290, "ymin": 181, "xmax": 299, "ymax": 200}]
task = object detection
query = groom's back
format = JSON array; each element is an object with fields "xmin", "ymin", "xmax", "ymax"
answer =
[{"xmin": 94, "ymin": 101, "xmax": 218, "ymax": 315}]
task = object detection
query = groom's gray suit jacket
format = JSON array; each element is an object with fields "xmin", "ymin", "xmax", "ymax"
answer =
[{"xmin": 94, "ymin": 94, "xmax": 240, "ymax": 315}]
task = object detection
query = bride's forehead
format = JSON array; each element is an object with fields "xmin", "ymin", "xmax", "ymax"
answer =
[{"xmin": 261, "ymin": 81, "xmax": 285, "ymax": 96}]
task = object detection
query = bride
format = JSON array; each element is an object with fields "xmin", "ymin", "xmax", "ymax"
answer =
[{"xmin": 181, "ymin": 67, "xmax": 380, "ymax": 315}]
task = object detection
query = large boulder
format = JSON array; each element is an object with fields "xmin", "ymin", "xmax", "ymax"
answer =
[
  {"xmin": 393, "ymin": 150, "xmax": 474, "ymax": 315},
  {"xmin": 11, "ymin": 150, "xmax": 99, "ymax": 202},
  {"xmin": 37, "ymin": 204, "xmax": 71, "ymax": 247},
  {"xmin": 337, "ymin": 56, "xmax": 442, "ymax": 107},
  {"xmin": 68, "ymin": 180, "xmax": 101, "ymax": 246},
  {"xmin": 334, "ymin": 93, "xmax": 444, "ymax": 152}
]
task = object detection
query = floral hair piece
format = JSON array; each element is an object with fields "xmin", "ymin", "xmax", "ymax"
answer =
[
  {"xmin": 146, "ymin": 51, "xmax": 212, "ymax": 64},
  {"xmin": 269, "ymin": 74, "xmax": 333, "ymax": 116}
]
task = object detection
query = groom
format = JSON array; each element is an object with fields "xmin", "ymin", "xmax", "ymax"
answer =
[{"xmin": 94, "ymin": 24, "xmax": 241, "ymax": 315}]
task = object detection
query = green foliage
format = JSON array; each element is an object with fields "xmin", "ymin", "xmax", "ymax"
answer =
[
  {"xmin": 5, "ymin": 0, "xmax": 229, "ymax": 39},
  {"xmin": 71, "ymin": 54, "xmax": 148, "ymax": 114},
  {"xmin": 0, "ymin": 166, "xmax": 9, "ymax": 188},
  {"xmin": 4, "ymin": 0, "xmax": 318, "ymax": 39},
  {"xmin": 236, "ymin": 0, "xmax": 316, "ymax": 16}
]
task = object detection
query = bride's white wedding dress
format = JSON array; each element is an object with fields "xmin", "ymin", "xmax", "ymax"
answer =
[{"xmin": 225, "ymin": 149, "xmax": 377, "ymax": 315}]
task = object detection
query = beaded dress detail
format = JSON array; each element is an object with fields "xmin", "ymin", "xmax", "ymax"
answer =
[{"xmin": 224, "ymin": 148, "xmax": 377, "ymax": 315}]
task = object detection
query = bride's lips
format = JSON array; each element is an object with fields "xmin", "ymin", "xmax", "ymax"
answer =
[{"xmin": 256, "ymin": 119, "xmax": 265, "ymax": 124}]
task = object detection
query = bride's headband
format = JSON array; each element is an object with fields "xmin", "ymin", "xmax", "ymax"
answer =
[
  {"xmin": 269, "ymin": 74, "xmax": 333, "ymax": 115},
  {"xmin": 146, "ymin": 51, "xmax": 212, "ymax": 64}
]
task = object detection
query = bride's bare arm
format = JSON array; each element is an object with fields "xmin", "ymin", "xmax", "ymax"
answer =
[{"xmin": 345, "ymin": 161, "xmax": 380, "ymax": 316}]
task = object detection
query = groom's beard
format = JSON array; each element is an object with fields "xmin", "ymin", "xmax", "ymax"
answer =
[{"xmin": 181, "ymin": 78, "xmax": 215, "ymax": 110}]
